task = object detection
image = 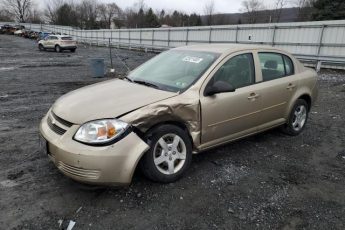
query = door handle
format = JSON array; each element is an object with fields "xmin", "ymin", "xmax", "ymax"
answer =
[
  {"xmin": 286, "ymin": 83, "xmax": 296, "ymax": 90},
  {"xmin": 247, "ymin": 93, "xmax": 260, "ymax": 100}
]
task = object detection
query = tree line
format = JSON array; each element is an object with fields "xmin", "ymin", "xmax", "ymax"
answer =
[
  {"xmin": 239, "ymin": 0, "xmax": 344, "ymax": 24},
  {"xmin": 0, "ymin": 0, "xmax": 202, "ymax": 29},
  {"xmin": 0, "ymin": 0, "xmax": 344, "ymax": 29}
]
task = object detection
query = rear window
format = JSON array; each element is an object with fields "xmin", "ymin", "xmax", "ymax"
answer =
[
  {"xmin": 61, "ymin": 37, "xmax": 73, "ymax": 40},
  {"xmin": 258, "ymin": 52, "xmax": 295, "ymax": 82}
]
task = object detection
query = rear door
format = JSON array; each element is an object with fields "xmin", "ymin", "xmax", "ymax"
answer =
[
  {"xmin": 253, "ymin": 52, "xmax": 299, "ymax": 127},
  {"xmin": 200, "ymin": 51, "xmax": 263, "ymax": 148}
]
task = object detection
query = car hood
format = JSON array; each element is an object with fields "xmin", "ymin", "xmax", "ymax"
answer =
[{"xmin": 52, "ymin": 79, "xmax": 177, "ymax": 125}]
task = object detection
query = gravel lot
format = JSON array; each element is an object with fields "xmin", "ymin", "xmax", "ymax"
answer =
[{"xmin": 0, "ymin": 34, "xmax": 345, "ymax": 230}]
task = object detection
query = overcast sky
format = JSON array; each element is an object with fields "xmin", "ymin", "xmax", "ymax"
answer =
[
  {"xmin": 112, "ymin": 0, "xmax": 243, "ymax": 14},
  {"xmin": 38, "ymin": 0, "xmax": 290, "ymax": 15}
]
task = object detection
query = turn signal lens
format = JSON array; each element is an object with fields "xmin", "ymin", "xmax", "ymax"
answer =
[{"xmin": 107, "ymin": 122, "xmax": 116, "ymax": 138}]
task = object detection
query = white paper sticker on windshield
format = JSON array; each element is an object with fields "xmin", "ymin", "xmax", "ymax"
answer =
[{"xmin": 182, "ymin": 56, "xmax": 203, "ymax": 64}]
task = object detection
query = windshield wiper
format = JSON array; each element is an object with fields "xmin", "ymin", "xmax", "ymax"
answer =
[
  {"xmin": 133, "ymin": 80, "xmax": 160, "ymax": 89},
  {"xmin": 122, "ymin": 76, "xmax": 133, "ymax": 82}
]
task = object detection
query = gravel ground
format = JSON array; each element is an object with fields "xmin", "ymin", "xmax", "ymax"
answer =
[{"xmin": 0, "ymin": 34, "xmax": 345, "ymax": 230}]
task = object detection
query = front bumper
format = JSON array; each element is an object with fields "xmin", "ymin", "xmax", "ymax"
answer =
[{"xmin": 39, "ymin": 113, "xmax": 149, "ymax": 186}]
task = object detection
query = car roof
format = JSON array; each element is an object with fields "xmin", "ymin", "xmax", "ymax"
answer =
[{"xmin": 174, "ymin": 44, "xmax": 285, "ymax": 55}]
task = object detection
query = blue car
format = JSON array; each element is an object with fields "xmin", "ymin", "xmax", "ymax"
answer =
[{"xmin": 38, "ymin": 32, "xmax": 52, "ymax": 41}]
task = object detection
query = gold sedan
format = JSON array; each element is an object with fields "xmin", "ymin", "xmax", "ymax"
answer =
[{"xmin": 40, "ymin": 44, "xmax": 318, "ymax": 185}]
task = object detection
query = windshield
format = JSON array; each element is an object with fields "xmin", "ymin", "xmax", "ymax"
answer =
[{"xmin": 127, "ymin": 50, "xmax": 220, "ymax": 92}]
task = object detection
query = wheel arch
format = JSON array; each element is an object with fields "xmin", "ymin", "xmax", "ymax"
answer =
[
  {"xmin": 298, "ymin": 94, "xmax": 312, "ymax": 111},
  {"xmin": 134, "ymin": 120, "xmax": 194, "ymax": 183},
  {"xmin": 133, "ymin": 120, "xmax": 195, "ymax": 150},
  {"xmin": 285, "ymin": 86, "xmax": 313, "ymax": 119}
]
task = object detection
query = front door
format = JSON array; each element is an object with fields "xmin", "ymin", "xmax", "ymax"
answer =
[
  {"xmin": 45, "ymin": 36, "xmax": 56, "ymax": 48},
  {"xmin": 200, "ymin": 52, "xmax": 263, "ymax": 149}
]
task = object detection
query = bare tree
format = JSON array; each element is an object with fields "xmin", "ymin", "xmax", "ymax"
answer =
[
  {"xmin": 98, "ymin": 3, "xmax": 122, "ymax": 29},
  {"xmin": 241, "ymin": 0, "xmax": 265, "ymax": 23},
  {"xmin": 204, "ymin": 0, "xmax": 215, "ymax": 25},
  {"xmin": 0, "ymin": 9, "xmax": 14, "ymax": 21},
  {"xmin": 77, "ymin": 0, "xmax": 99, "ymax": 29},
  {"xmin": 133, "ymin": 0, "xmax": 146, "ymax": 12},
  {"xmin": 28, "ymin": 8, "xmax": 43, "ymax": 23},
  {"xmin": 44, "ymin": 0, "xmax": 64, "ymax": 23},
  {"xmin": 272, "ymin": 0, "xmax": 287, "ymax": 22},
  {"xmin": 293, "ymin": 0, "xmax": 315, "ymax": 21},
  {"xmin": 124, "ymin": 0, "xmax": 147, "ymax": 28},
  {"xmin": 293, "ymin": 0, "xmax": 314, "ymax": 8},
  {"xmin": 3, "ymin": 0, "xmax": 32, "ymax": 22}
]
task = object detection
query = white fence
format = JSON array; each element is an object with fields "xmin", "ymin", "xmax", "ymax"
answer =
[{"xmin": 2, "ymin": 20, "xmax": 345, "ymax": 69}]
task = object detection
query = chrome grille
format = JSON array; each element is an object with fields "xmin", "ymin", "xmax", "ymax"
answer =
[
  {"xmin": 51, "ymin": 112, "xmax": 73, "ymax": 127},
  {"xmin": 57, "ymin": 161, "xmax": 100, "ymax": 179},
  {"xmin": 47, "ymin": 116, "xmax": 66, "ymax": 135}
]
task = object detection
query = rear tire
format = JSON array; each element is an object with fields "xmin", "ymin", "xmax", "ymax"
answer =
[
  {"xmin": 55, "ymin": 45, "xmax": 62, "ymax": 53},
  {"xmin": 281, "ymin": 99, "xmax": 309, "ymax": 136},
  {"xmin": 70, "ymin": 48, "xmax": 76, "ymax": 53},
  {"xmin": 140, "ymin": 124, "xmax": 192, "ymax": 183}
]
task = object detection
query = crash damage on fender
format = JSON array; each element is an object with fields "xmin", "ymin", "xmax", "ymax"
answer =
[{"xmin": 121, "ymin": 90, "xmax": 202, "ymax": 148}]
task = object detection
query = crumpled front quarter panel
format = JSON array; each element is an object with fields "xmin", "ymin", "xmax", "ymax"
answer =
[{"xmin": 120, "ymin": 90, "xmax": 202, "ymax": 148}]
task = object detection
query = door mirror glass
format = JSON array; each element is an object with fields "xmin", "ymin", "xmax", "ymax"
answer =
[{"xmin": 205, "ymin": 81, "xmax": 235, "ymax": 96}]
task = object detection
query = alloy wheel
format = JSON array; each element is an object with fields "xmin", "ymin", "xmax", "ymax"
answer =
[
  {"xmin": 292, "ymin": 105, "xmax": 307, "ymax": 131},
  {"xmin": 153, "ymin": 133, "xmax": 187, "ymax": 175}
]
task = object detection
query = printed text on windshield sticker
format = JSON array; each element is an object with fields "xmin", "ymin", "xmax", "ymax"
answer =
[{"xmin": 182, "ymin": 56, "xmax": 203, "ymax": 64}]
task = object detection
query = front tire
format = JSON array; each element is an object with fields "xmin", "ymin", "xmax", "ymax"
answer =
[
  {"xmin": 38, "ymin": 44, "xmax": 45, "ymax": 51},
  {"xmin": 282, "ymin": 99, "xmax": 309, "ymax": 136},
  {"xmin": 55, "ymin": 45, "xmax": 62, "ymax": 52},
  {"xmin": 70, "ymin": 48, "xmax": 76, "ymax": 53},
  {"xmin": 140, "ymin": 124, "xmax": 192, "ymax": 183}
]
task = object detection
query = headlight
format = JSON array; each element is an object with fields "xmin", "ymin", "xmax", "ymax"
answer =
[{"xmin": 74, "ymin": 119, "xmax": 129, "ymax": 145}]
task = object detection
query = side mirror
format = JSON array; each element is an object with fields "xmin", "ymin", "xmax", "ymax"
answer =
[{"xmin": 204, "ymin": 81, "xmax": 235, "ymax": 96}]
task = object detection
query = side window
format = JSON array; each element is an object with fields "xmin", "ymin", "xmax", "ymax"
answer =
[
  {"xmin": 213, "ymin": 53, "xmax": 255, "ymax": 89},
  {"xmin": 259, "ymin": 52, "xmax": 295, "ymax": 81},
  {"xmin": 258, "ymin": 53, "xmax": 285, "ymax": 81},
  {"xmin": 283, "ymin": 55, "xmax": 294, "ymax": 76}
]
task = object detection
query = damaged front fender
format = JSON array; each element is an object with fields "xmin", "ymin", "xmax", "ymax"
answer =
[{"xmin": 120, "ymin": 91, "xmax": 202, "ymax": 149}]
